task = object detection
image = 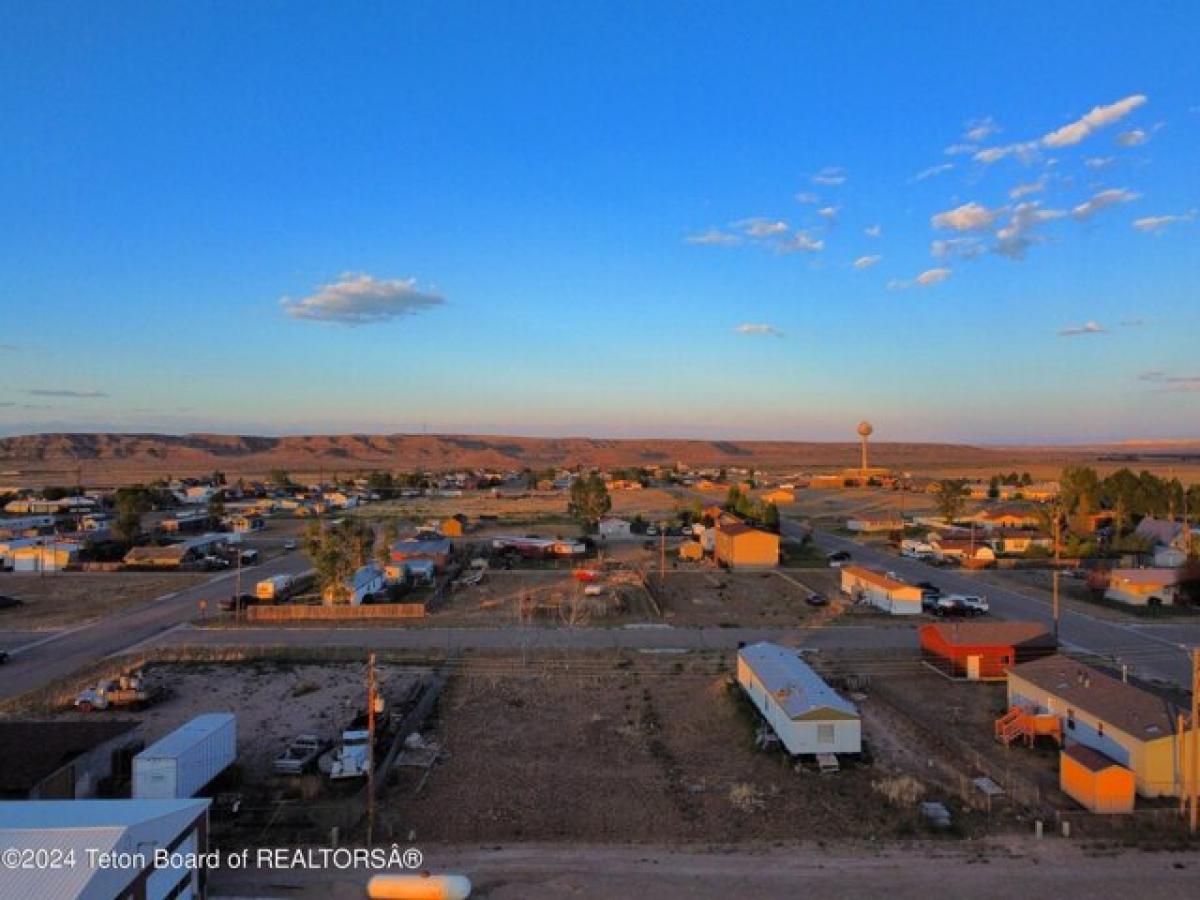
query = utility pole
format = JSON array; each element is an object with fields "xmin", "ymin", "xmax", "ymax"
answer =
[
  {"xmin": 659, "ymin": 522, "xmax": 666, "ymax": 587},
  {"xmin": 1052, "ymin": 509, "xmax": 1061, "ymax": 641},
  {"xmin": 1191, "ymin": 648, "xmax": 1199, "ymax": 834},
  {"xmin": 367, "ymin": 652, "xmax": 377, "ymax": 845}
]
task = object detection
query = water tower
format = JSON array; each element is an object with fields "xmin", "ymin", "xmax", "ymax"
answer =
[{"xmin": 857, "ymin": 421, "xmax": 873, "ymax": 476}]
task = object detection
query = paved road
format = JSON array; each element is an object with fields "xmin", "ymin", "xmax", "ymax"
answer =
[
  {"xmin": 791, "ymin": 522, "xmax": 1200, "ymax": 686},
  {"xmin": 151, "ymin": 621, "xmax": 916, "ymax": 654},
  {"xmin": 0, "ymin": 553, "xmax": 313, "ymax": 701}
]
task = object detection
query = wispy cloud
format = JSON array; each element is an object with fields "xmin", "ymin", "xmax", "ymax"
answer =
[
  {"xmin": 931, "ymin": 238, "xmax": 984, "ymax": 260},
  {"xmin": 973, "ymin": 141, "xmax": 1038, "ymax": 165},
  {"xmin": 1072, "ymin": 188, "xmax": 1140, "ymax": 221},
  {"xmin": 282, "ymin": 273, "xmax": 445, "ymax": 325},
  {"xmin": 1139, "ymin": 370, "xmax": 1200, "ymax": 392},
  {"xmin": 1116, "ymin": 128, "xmax": 1147, "ymax": 147},
  {"xmin": 794, "ymin": 192, "xmax": 820, "ymax": 204},
  {"xmin": 1009, "ymin": 179, "xmax": 1046, "ymax": 200},
  {"xmin": 943, "ymin": 143, "xmax": 977, "ymax": 156},
  {"xmin": 685, "ymin": 228, "xmax": 742, "ymax": 246},
  {"xmin": 932, "ymin": 201, "xmax": 1002, "ymax": 232},
  {"xmin": 735, "ymin": 323, "xmax": 784, "ymax": 338},
  {"xmin": 811, "ymin": 166, "xmax": 847, "ymax": 186},
  {"xmin": 1058, "ymin": 321, "xmax": 1107, "ymax": 337},
  {"xmin": 1132, "ymin": 211, "xmax": 1195, "ymax": 233},
  {"xmin": 733, "ymin": 217, "xmax": 789, "ymax": 238},
  {"xmin": 864, "ymin": 224, "xmax": 882, "ymax": 238},
  {"xmin": 775, "ymin": 231, "xmax": 824, "ymax": 253},
  {"xmin": 912, "ymin": 163, "xmax": 955, "ymax": 182},
  {"xmin": 853, "ymin": 255, "xmax": 882, "ymax": 269},
  {"xmin": 963, "ymin": 116, "xmax": 1000, "ymax": 142},
  {"xmin": 1084, "ymin": 156, "xmax": 1114, "ymax": 170},
  {"xmin": 26, "ymin": 388, "xmax": 108, "ymax": 398},
  {"xmin": 994, "ymin": 201, "xmax": 1065, "ymax": 260},
  {"xmin": 1042, "ymin": 94, "xmax": 1147, "ymax": 147},
  {"xmin": 817, "ymin": 205, "xmax": 839, "ymax": 220},
  {"xmin": 889, "ymin": 267, "xmax": 951, "ymax": 290}
]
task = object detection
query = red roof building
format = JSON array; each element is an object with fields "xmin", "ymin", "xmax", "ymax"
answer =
[{"xmin": 920, "ymin": 621, "xmax": 1056, "ymax": 681}]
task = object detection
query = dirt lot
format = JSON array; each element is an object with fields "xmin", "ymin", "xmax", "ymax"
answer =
[
  {"xmin": 429, "ymin": 569, "xmax": 658, "ymax": 627},
  {"xmin": 652, "ymin": 569, "xmax": 842, "ymax": 627},
  {"xmin": 0, "ymin": 572, "xmax": 210, "ymax": 629},
  {"xmin": 383, "ymin": 652, "xmax": 980, "ymax": 845},
  {"xmin": 782, "ymin": 485, "xmax": 943, "ymax": 529}
]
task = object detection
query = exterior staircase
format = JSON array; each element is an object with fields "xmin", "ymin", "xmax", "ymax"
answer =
[{"xmin": 995, "ymin": 706, "xmax": 1062, "ymax": 747}]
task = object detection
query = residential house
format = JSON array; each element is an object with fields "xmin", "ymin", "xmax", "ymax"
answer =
[
  {"xmin": 840, "ymin": 565, "xmax": 923, "ymax": 615},
  {"xmin": 597, "ymin": 517, "xmax": 633, "ymax": 540},
  {"xmin": 845, "ymin": 516, "xmax": 904, "ymax": 533},
  {"xmin": 976, "ymin": 505, "xmax": 1041, "ymax": 530},
  {"xmin": 714, "ymin": 517, "xmax": 779, "ymax": 569},
  {"xmin": 1007, "ymin": 654, "xmax": 1196, "ymax": 798},
  {"xmin": 920, "ymin": 621, "xmax": 1056, "ymax": 680},
  {"xmin": 324, "ymin": 564, "xmax": 386, "ymax": 605},
  {"xmin": 761, "ymin": 489, "xmax": 795, "ymax": 504},
  {"xmin": 737, "ymin": 642, "xmax": 861, "ymax": 755},
  {"xmin": 390, "ymin": 536, "xmax": 451, "ymax": 570},
  {"xmin": 11, "ymin": 541, "xmax": 81, "ymax": 572},
  {"xmin": 933, "ymin": 538, "xmax": 997, "ymax": 566},
  {"xmin": 988, "ymin": 529, "xmax": 1054, "ymax": 556}
]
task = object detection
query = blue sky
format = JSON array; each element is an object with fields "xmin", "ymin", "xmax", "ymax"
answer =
[{"xmin": 1, "ymin": 1, "xmax": 1198, "ymax": 443}]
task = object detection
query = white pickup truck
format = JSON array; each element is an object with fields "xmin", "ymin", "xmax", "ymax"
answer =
[{"xmin": 935, "ymin": 594, "xmax": 990, "ymax": 616}]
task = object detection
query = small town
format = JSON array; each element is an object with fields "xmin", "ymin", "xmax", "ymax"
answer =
[{"xmin": 1, "ymin": 3, "xmax": 1198, "ymax": 899}]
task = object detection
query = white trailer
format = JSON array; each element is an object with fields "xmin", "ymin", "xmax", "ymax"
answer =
[
  {"xmin": 255, "ymin": 574, "xmax": 295, "ymax": 601},
  {"xmin": 134, "ymin": 713, "xmax": 237, "ymax": 799}
]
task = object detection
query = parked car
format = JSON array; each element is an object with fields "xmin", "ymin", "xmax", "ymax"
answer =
[
  {"xmin": 218, "ymin": 593, "xmax": 256, "ymax": 612},
  {"xmin": 0, "ymin": 595, "xmax": 23, "ymax": 610},
  {"xmin": 805, "ymin": 593, "xmax": 828, "ymax": 607},
  {"xmin": 283, "ymin": 539, "xmax": 298, "ymax": 551},
  {"xmin": 827, "ymin": 550, "xmax": 852, "ymax": 567},
  {"xmin": 953, "ymin": 594, "xmax": 990, "ymax": 615},
  {"xmin": 273, "ymin": 734, "xmax": 329, "ymax": 775}
]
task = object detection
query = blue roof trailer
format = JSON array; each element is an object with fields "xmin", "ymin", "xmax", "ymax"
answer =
[{"xmin": 736, "ymin": 642, "xmax": 861, "ymax": 756}]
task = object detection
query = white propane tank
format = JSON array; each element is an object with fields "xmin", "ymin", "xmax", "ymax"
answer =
[{"xmin": 366, "ymin": 873, "xmax": 472, "ymax": 900}]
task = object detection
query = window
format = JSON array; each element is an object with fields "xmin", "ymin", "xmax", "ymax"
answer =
[{"xmin": 817, "ymin": 724, "xmax": 835, "ymax": 745}]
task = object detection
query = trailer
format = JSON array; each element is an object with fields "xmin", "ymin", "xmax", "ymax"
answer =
[{"xmin": 133, "ymin": 712, "xmax": 237, "ymax": 799}]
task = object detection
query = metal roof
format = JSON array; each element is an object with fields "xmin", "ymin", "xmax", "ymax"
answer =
[
  {"xmin": 739, "ymin": 642, "xmax": 858, "ymax": 719},
  {"xmin": 137, "ymin": 713, "xmax": 234, "ymax": 761},
  {"xmin": 0, "ymin": 799, "xmax": 209, "ymax": 900}
]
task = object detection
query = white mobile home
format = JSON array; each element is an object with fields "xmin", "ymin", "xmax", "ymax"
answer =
[{"xmin": 737, "ymin": 642, "xmax": 861, "ymax": 755}]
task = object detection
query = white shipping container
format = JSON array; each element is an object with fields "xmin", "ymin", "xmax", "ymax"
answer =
[{"xmin": 134, "ymin": 713, "xmax": 237, "ymax": 799}]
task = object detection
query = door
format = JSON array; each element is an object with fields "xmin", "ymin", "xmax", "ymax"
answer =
[{"xmin": 966, "ymin": 655, "xmax": 981, "ymax": 681}]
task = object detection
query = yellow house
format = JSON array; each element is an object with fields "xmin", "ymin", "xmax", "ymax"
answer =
[
  {"xmin": 440, "ymin": 517, "xmax": 465, "ymax": 537},
  {"xmin": 1104, "ymin": 568, "xmax": 1182, "ymax": 607},
  {"xmin": 1007, "ymin": 654, "xmax": 1196, "ymax": 799},
  {"xmin": 713, "ymin": 518, "xmax": 779, "ymax": 569},
  {"xmin": 761, "ymin": 489, "xmax": 795, "ymax": 504}
]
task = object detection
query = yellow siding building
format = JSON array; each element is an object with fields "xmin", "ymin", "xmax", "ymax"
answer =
[{"xmin": 714, "ymin": 518, "xmax": 779, "ymax": 569}]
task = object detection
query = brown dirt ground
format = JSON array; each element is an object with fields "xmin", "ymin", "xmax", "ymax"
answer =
[
  {"xmin": 0, "ymin": 572, "xmax": 211, "ymax": 629},
  {"xmin": 428, "ymin": 570, "xmax": 658, "ymax": 627},
  {"xmin": 383, "ymin": 652, "xmax": 980, "ymax": 845},
  {"xmin": 653, "ymin": 570, "xmax": 842, "ymax": 627}
]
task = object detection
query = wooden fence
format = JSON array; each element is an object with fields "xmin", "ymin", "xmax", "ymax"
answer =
[{"xmin": 246, "ymin": 603, "xmax": 426, "ymax": 622}]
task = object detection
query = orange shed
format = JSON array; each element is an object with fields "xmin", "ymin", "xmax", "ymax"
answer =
[
  {"xmin": 440, "ymin": 517, "xmax": 464, "ymax": 537},
  {"xmin": 714, "ymin": 518, "xmax": 779, "ymax": 569},
  {"xmin": 1060, "ymin": 743, "xmax": 1135, "ymax": 814}
]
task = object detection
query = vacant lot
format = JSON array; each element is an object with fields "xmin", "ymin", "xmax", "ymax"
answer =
[
  {"xmin": 431, "ymin": 569, "xmax": 658, "ymax": 627},
  {"xmin": 785, "ymin": 486, "xmax": 943, "ymax": 529},
  {"xmin": 384, "ymin": 652, "xmax": 978, "ymax": 845},
  {"xmin": 0, "ymin": 572, "xmax": 210, "ymax": 629},
  {"xmin": 652, "ymin": 570, "xmax": 842, "ymax": 627}
]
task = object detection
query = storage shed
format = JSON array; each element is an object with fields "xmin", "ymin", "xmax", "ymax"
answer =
[
  {"xmin": 1060, "ymin": 743, "xmax": 1136, "ymax": 813},
  {"xmin": 714, "ymin": 517, "xmax": 779, "ymax": 569},
  {"xmin": 840, "ymin": 565, "xmax": 922, "ymax": 615},
  {"xmin": 737, "ymin": 642, "xmax": 861, "ymax": 755},
  {"xmin": 920, "ymin": 621, "xmax": 1056, "ymax": 680}
]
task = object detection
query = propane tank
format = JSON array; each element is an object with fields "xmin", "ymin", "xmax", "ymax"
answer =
[{"xmin": 366, "ymin": 873, "xmax": 472, "ymax": 900}]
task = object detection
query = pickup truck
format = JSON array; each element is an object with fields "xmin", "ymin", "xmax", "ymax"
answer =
[{"xmin": 934, "ymin": 594, "xmax": 989, "ymax": 616}]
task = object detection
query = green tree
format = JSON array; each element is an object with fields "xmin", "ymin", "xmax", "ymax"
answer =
[
  {"xmin": 377, "ymin": 519, "xmax": 399, "ymax": 569},
  {"xmin": 207, "ymin": 490, "xmax": 226, "ymax": 522},
  {"xmin": 933, "ymin": 479, "xmax": 970, "ymax": 523},
  {"xmin": 269, "ymin": 468, "xmax": 292, "ymax": 488},
  {"xmin": 760, "ymin": 502, "xmax": 780, "ymax": 533},
  {"xmin": 567, "ymin": 474, "xmax": 612, "ymax": 524},
  {"xmin": 112, "ymin": 486, "xmax": 155, "ymax": 544}
]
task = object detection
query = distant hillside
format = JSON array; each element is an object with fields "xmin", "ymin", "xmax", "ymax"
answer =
[{"xmin": 0, "ymin": 432, "xmax": 1015, "ymax": 485}]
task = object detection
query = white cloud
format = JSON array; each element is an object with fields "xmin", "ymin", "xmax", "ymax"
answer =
[
  {"xmin": 973, "ymin": 141, "xmax": 1039, "ymax": 165},
  {"xmin": 1009, "ymin": 179, "xmax": 1046, "ymax": 200},
  {"xmin": 735, "ymin": 323, "xmax": 784, "ymax": 338},
  {"xmin": 734, "ymin": 217, "xmax": 790, "ymax": 238},
  {"xmin": 1072, "ymin": 188, "xmax": 1140, "ymax": 221},
  {"xmin": 890, "ymin": 268, "xmax": 951, "ymax": 290},
  {"xmin": 931, "ymin": 238, "xmax": 984, "ymax": 260},
  {"xmin": 1058, "ymin": 321, "xmax": 1107, "ymax": 337},
  {"xmin": 811, "ymin": 166, "xmax": 847, "ymax": 186},
  {"xmin": 1084, "ymin": 156, "xmax": 1114, "ymax": 170},
  {"xmin": 943, "ymin": 143, "xmax": 978, "ymax": 156},
  {"xmin": 775, "ymin": 231, "xmax": 824, "ymax": 253},
  {"xmin": 1132, "ymin": 212, "xmax": 1195, "ymax": 233},
  {"xmin": 1139, "ymin": 370, "xmax": 1200, "ymax": 392},
  {"xmin": 281, "ymin": 273, "xmax": 445, "ymax": 325},
  {"xmin": 685, "ymin": 228, "xmax": 742, "ymax": 246},
  {"xmin": 912, "ymin": 163, "xmax": 955, "ymax": 182},
  {"xmin": 1120, "ymin": 318, "xmax": 1146, "ymax": 327},
  {"xmin": 853, "ymin": 255, "xmax": 882, "ymax": 269},
  {"xmin": 864, "ymin": 224, "xmax": 882, "ymax": 238},
  {"xmin": 964, "ymin": 116, "xmax": 1000, "ymax": 143},
  {"xmin": 794, "ymin": 192, "xmax": 820, "ymax": 204},
  {"xmin": 817, "ymin": 205, "xmax": 839, "ymax": 219},
  {"xmin": 27, "ymin": 388, "xmax": 108, "ymax": 398},
  {"xmin": 994, "ymin": 201, "xmax": 1065, "ymax": 259},
  {"xmin": 1116, "ymin": 128, "xmax": 1147, "ymax": 147},
  {"xmin": 932, "ymin": 201, "xmax": 1002, "ymax": 232},
  {"xmin": 1042, "ymin": 94, "xmax": 1147, "ymax": 148}
]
